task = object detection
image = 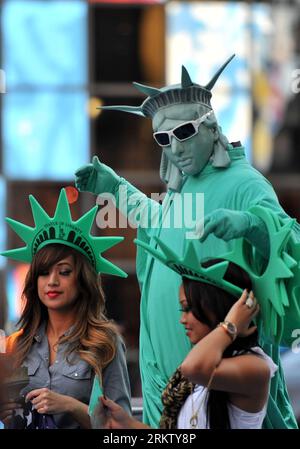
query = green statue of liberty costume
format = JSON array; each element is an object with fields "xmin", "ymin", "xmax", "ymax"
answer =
[{"xmin": 75, "ymin": 55, "xmax": 300, "ymax": 428}]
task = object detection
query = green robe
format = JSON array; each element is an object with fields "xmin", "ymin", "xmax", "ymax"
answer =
[{"xmin": 120, "ymin": 145, "xmax": 298, "ymax": 428}]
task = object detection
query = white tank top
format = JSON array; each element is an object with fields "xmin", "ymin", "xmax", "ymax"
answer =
[{"xmin": 177, "ymin": 347, "xmax": 278, "ymax": 429}]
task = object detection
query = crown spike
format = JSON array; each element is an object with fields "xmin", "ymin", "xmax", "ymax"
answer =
[
  {"xmin": 74, "ymin": 206, "xmax": 98, "ymax": 234},
  {"xmin": 99, "ymin": 105, "xmax": 145, "ymax": 117},
  {"xmin": 29, "ymin": 195, "xmax": 51, "ymax": 227},
  {"xmin": 1, "ymin": 246, "xmax": 31, "ymax": 263},
  {"xmin": 154, "ymin": 237, "xmax": 179, "ymax": 262},
  {"xmin": 183, "ymin": 239, "xmax": 201, "ymax": 268},
  {"xmin": 53, "ymin": 189, "xmax": 72, "ymax": 222},
  {"xmin": 204, "ymin": 54, "xmax": 235, "ymax": 91},
  {"xmin": 97, "ymin": 257, "xmax": 127, "ymax": 278},
  {"xmin": 133, "ymin": 82, "xmax": 160, "ymax": 97},
  {"xmin": 181, "ymin": 66, "xmax": 193, "ymax": 88},
  {"xmin": 92, "ymin": 236, "xmax": 125, "ymax": 254},
  {"xmin": 205, "ymin": 260, "xmax": 229, "ymax": 279},
  {"xmin": 5, "ymin": 218, "xmax": 34, "ymax": 244}
]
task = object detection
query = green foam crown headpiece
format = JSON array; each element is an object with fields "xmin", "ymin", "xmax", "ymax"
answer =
[
  {"xmin": 135, "ymin": 236, "xmax": 242, "ymax": 298},
  {"xmin": 1, "ymin": 189, "xmax": 127, "ymax": 278},
  {"xmin": 135, "ymin": 205, "xmax": 300, "ymax": 346},
  {"xmin": 100, "ymin": 54, "xmax": 235, "ymax": 118}
]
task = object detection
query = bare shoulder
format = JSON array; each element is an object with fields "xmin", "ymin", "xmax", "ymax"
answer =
[
  {"xmin": 210, "ymin": 352, "xmax": 271, "ymax": 405},
  {"xmin": 227, "ymin": 353, "xmax": 272, "ymax": 412},
  {"xmin": 232, "ymin": 352, "xmax": 271, "ymax": 379}
]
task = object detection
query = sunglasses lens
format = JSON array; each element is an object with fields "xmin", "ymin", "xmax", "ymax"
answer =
[
  {"xmin": 154, "ymin": 133, "xmax": 170, "ymax": 146},
  {"xmin": 173, "ymin": 123, "xmax": 196, "ymax": 141}
]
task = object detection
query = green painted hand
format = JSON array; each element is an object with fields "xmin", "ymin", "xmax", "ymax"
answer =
[
  {"xmin": 75, "ymin": 156, "xmax": 120, "ymax": 195},
  {"xmin": 195, "ymin": 209, "xmax": 252, "ymax": 242}
]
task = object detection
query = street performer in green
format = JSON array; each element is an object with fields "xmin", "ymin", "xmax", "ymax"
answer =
[{"xmin": 75, "ymin": 54, "xmax": 300, "ymax": 428}]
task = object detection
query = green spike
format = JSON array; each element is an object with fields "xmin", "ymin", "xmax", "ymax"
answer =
[
  {"xmin": 205, "ymin": 54, "xmax": 235, "ymax": 91},
  {"xmin": 133, "ymin": 82, "xmax": 160, "ymax": 97},
  {"xmin": 75, "ymin": 207, "xmax": 98, "ymax": 234},
  {"xmin": 206, "ymin": 261, "xmax": 229, "ymax": 281},
  {"xmin": 282, "ymin": 251, "xmax": 297, "ymax": 270},
  {"xmin": 97, "ymin": 257, "xmax": 127, "ymax": 278},
  {"xmin": 99, "ymin": 105, "xmax": 145, "ymax": 117},
  {"xmin": 6, "ymin": 218, "xmax": 34, "ymax": 244},
  {"xmin": 205, "ymin": 262, "xmax": 242, "ymax": 297},
  {"xmin": 278, "ymin": 279, "xmax": 289, "ymax": 307},
  {"xmin": 154, "ymin": 237, "xmax": 179, "ymax": 262},
  {"xmin": 1, "ymin": 246, "xmax": 31, "ymax": 263},
  {"xmin": 277, "ymin": 259, "xmax": 294, "ymax": 280},
  {"xmin": 29, "ymin": 195, "xmax": 51, "ymax": 227},
  {"xmin": 181, "ymin": 66, "xmax": 193, "ymax": 88},
  {"xmin": 183, "ymin": 240, "xmax": 201, "ymax": 269},
  {"xmin": 53, "ymin": 189, "xmax": 72, "ymax": 222},
  {"xmin": 286, "ymin": 233, "xmax": 300, "ymax": 308},
  {"xmin": 93, "ymin": 236, "xmax": 125, "ymax": 254},
  {"xmin": 274, "ymin": 221, "xmax": 295, "ymax": 253}
]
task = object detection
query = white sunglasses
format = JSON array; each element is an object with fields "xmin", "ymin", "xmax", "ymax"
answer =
[{"xmin": 153, "ymin": 111, "xmax": 213, "ymax": 147}]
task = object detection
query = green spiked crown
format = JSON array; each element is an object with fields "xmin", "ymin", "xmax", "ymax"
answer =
[
  {"xmin": 135, "ymin": 236, "xmax": 243, "ymax": 298},
  {"xmin": 135, "ymin": 205, "xmax": 300, "ymax": 346},
  {"xmin": 1, "ymin": 189, "xmax": 127, "ymax": 278},
  {"xmin": 100, "ymin": 54, "xmax": 235, "ymax": 118}
]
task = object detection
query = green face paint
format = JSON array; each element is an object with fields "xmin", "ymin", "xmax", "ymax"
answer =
[
  {"xmin": 99, "ymin": 55, "xmax": 235, "ymax": 189},
  {"xmin": 152, "ymin": 104, "xmax": 215, "ymax": 176}
]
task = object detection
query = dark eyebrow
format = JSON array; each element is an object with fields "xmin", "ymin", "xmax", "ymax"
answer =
[{"xmin": 57, "ymin": 261, "xmax": 73, "ymax": 268}]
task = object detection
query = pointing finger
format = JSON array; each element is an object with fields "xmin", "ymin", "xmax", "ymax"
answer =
[{"xmin": 199, "ymin": 218, "xmax": 217, "ymax": 242}]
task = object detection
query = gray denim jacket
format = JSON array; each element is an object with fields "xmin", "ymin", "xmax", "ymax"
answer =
[{"xmin": 19, "ymin": 322, "xmax": 131, "ymax": 429}]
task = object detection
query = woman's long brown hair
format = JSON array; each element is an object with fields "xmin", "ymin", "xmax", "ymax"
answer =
[{"xmin": 15, "ymin": 244, "xmax": 118, "ymax": 379}]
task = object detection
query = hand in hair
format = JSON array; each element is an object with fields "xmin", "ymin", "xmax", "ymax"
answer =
[{"xmin": 224, "ymin": 290, "xmax": 260, "ymax": 337}]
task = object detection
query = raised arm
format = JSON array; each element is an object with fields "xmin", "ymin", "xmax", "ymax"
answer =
[
  {"xmin": 180, "ymin": 290, "xmax": 269, "ymax": 401},
  {"xmin": 75, "ymin": 156, "xmax": 162, "ymax": 230}
]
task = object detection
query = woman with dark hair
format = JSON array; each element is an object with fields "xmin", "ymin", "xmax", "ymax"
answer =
[
  {"xmin": 163, "ymin": 259, "xmax": 274, "ymax": 429},
  {"xmin": 0, "ymin": 190, "xmax": 131, "ymax": 429},
  {"xmin": 98, "ymin": 259, "xmax": 277, "ymax": 429}
]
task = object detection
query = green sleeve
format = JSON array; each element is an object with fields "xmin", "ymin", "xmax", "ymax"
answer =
[{"xmin": 113, "ymin": 177, "xmax": 162, "ymax": 231}]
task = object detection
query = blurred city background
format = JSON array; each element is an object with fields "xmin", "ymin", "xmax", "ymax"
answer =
[{"xmin": 0, "ymin": 0, "xmax": 300, "ymax": 424}]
